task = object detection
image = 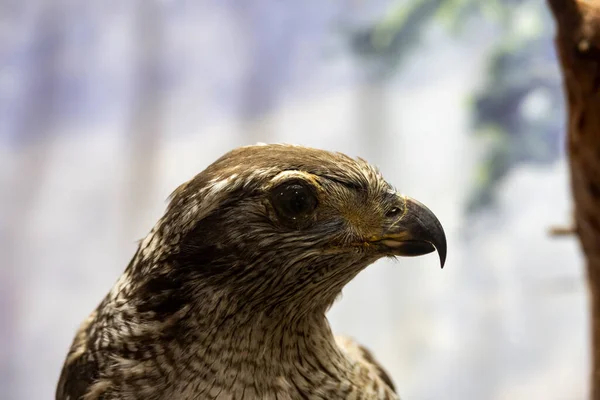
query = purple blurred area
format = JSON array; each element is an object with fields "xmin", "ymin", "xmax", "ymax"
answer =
[{"xmin": 0, "ymin": 1, "xmax": 587, "ymax": 399}]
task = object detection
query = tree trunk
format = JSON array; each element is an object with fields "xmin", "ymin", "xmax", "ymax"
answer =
[{"xmin": 547, "ymin": 1, "xmax": 600, "ymax": 398}]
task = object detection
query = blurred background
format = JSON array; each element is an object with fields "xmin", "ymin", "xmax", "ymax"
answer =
[{"xmin": 0, "ymin": 0, "xmax": 588, "ymax": 399}]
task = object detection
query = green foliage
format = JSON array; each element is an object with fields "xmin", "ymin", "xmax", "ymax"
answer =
[
  {"xmin": 344, "ymin": 0, "xmax": 563, "ymax": 213},
  {"xmin": 467, "ymin": 3, "xmax": 563, "ymax": 212},
  {"xmin": 347, "ymin": 0, "xmax": 445, "ymax": 80}
]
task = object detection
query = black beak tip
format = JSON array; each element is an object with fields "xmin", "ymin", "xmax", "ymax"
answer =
[
  {"xmin": 438, "ymin": 246, "xmax": 446, "ymax": 269},
  {"xmin": 433, "ymin": 230, "xmax": 447, "ymax": 269},
  {"xmin": 417, "ymin": 241, "xmax": 447, "ymax": 269}
]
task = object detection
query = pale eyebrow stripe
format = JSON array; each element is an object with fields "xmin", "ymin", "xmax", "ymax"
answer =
[{"xmin": 317, "ymin": 174, "xmax": 364, "ymax": 191}]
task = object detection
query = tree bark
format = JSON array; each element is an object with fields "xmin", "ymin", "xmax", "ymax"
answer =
[{"xmin": 547, "ymin": 1, "xmax": 600, "ymax": 398}]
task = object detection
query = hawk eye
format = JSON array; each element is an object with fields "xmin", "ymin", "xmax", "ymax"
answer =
[
  {"xmin": 387, "ymin": 207, "xmax": 401, "ymax": 217},
  {"xmin": 271, "ymin": 181, "xmax": 318, "ymax": 222}
]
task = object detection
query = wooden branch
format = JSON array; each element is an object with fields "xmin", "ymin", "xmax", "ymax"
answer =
[
  {"xmin": 548, "ymin": 225, "xmax": 577, "ymax": 236},
  {"xmin": 547, "ymin": 0, "xmax": 600, "ymax": 398}
]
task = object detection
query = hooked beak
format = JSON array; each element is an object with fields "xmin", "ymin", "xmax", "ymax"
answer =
[{"xmin": 371, "ymin": 197, "xmax": 447, "ymax": 268}]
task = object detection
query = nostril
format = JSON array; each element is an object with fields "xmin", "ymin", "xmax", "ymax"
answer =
[{"xmin": 387, "ymin": 207, "xmax": 402, "ymax": 218}]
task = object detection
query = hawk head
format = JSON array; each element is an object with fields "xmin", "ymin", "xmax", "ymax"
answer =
[{"xmin": 135, "ymin": 144, "xmax": 446, "ymax": 318}]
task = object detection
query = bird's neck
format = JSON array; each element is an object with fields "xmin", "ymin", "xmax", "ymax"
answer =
[
  {"xmin": 99, "ymin": 254, "xmax": 363, "ymax": 398},
  {"xmin": 157, "ymin": 298, "xmax": 357, "ymax": 397},
  {"xmin": 114, "ymin": 256, "xmax": 349, "ymax": 367},
  {"xmin": 179, "ymin": 293, "xmax": 348, "ymax": 366}
]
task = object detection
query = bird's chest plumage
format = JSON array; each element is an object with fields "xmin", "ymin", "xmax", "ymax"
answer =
[
  {"xmin": 60, "ymin": 288, "xmax": 398, "ymax": 400},
  {"xmin": 162, "ymin": 357, "xmax": 396, "ymax": 400},
  {"xmin": 119, "ymin": 328, "xmax": 398, "ymax": 400}
]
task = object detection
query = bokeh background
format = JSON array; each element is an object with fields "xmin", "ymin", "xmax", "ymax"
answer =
[{"xmin": 0, "ymin": 1, "xmax": 588, "ymax": 399}]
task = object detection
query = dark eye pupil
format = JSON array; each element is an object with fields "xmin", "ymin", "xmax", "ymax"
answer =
[
  {"xmin": 287, "ymin": 188, "xmax": 307, "ymax": 213},
  {"xmin": 273, "ymin": 183, "xmax": 317, "ymax": 220}
]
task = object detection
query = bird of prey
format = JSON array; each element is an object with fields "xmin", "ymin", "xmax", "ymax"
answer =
[{"xmin": 56, "ymin": 144, "xmax": 446, "ymax": 400}]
